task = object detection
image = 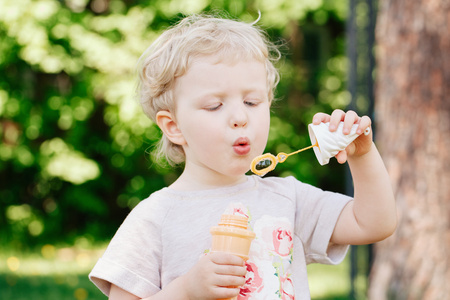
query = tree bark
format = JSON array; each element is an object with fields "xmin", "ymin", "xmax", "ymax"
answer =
[{"xmin": 369, "ymin": 0, "xmax": 450, "ymax": 299}]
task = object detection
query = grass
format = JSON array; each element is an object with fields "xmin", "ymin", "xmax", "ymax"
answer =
[
  {"xmin": 1, "ymin": 273, "xmax": 104, "ymax": 300},
  {"xmin": 308, "ymin": 257, "xmax": 353, "ymax": 300},
  {"xmin": 308, "ymin": 247, "xmax": 370, "ymax": 300},
  {"xmin": 1, "ymin": 244, "xmax": 365, "ymax": 299},
  {"xmin": 1, "ymin": 243, "xmax": 106, "ymax": 300}
]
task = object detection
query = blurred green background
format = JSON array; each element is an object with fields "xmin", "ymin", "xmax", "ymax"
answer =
[{"xmin": 0, "ymin": 0, "xmax": 373, "ymax": 298}]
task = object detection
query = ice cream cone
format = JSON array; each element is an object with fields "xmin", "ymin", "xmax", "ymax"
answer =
[
  {"xmin": 210, "ymin": 214, "xmax": 255, "ymax": 260},
  {"xmin": 210, "ymin": 214, "xmax": 255, "ymax": 300},
  {"xmin": 308, "ymin": 122, "xmax": 370, "ymax": 165}
]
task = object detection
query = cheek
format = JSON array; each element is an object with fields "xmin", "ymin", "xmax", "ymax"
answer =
[
  {"xmin": 184, "ymin": 118, "xmax": 223, "ymax": 146},
  {"xmin": 257, "ymin": 111, "xmax": 271, "ymax": 138}
]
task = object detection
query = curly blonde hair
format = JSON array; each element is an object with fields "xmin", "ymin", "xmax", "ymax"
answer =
[{"xmin": 138, "ymin": 13, "xmax": 281, "ymax": 165}]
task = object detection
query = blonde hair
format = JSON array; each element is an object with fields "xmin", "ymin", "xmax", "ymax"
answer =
[{"xmin": 138, "ymin": 13, "xmax": 281, "ymax": 165}]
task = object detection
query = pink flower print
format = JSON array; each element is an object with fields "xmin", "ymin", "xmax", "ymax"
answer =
[
  {"xmin": 233, "ymin": 207, "xmax": 249, "ymax": 218},
  {"xmin": 280, "ymin": 276, "xmax": 295, "ymax": 300},
  {"xmin": 224, "ymin": 203, "xmax": 250, "ymax": 219},
  {"xmin": 272, "ymin": 228, "xmax": 293, "ymax": 257},
  {"xmin": 238, "ymin": 261, "xmax": 263, "ymax": 299}
]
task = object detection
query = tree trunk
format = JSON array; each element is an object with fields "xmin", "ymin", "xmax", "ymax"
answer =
[{"xmin": 369, "ymin": 0, "xmax": 450, "ymax": 299}]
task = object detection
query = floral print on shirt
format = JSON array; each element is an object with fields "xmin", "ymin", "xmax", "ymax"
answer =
[{"xmin": 225, "ymin": 204, "xmax": 295, "ymax": 299}]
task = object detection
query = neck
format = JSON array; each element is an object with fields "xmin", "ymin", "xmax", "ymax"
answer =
[{"xmin": 169, "ymin": 163, "xmax": 248, "ymax": 191}]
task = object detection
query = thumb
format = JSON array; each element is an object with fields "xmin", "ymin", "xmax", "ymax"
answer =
[{"xmin": 335, "ymin": 150, "xmax": 348, "ymax": 164}]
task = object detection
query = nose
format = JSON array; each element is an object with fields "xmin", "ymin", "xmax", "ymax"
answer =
[{"xmin": 230, "ymin": 104, "xmax": 248, "ymax": 128}]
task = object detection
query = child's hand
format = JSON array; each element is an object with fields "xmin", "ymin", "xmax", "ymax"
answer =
[
  {"xmin": 312, "ymin": 109, "xmax": 373, "ymax": 164},
  {"xmin": 180, "ymin": 252, "xmax": 247, "ymax": 300}
]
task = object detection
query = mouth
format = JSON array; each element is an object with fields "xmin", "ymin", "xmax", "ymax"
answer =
[{"xmin": 233, "ymin": 137, "xmax": 251, "ymax": 155}]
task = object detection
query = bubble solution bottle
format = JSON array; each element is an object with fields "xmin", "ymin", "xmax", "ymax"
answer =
[{"xmin": 210, "ymin": 214, "xmax": 256, "ymax": 300}]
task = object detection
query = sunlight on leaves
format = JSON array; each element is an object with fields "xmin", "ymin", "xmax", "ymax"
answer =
[
  {"xmin": 0, "ymin": 89, "xmax": 8, "ymax": 116},
  {"xmin": 5, "ymin": 204, "xmax": 45, "ymax": 237},
  {"xmin": 40, "ymin": 138, "xmax": 100, "ymax": 185},
  {"xmin": 256, "ymin": 0, "xmax": 323, "ymax": 27},
  {"xmin": 6, "ymin": 205, "xmax": 32, "ymax": 221},
  {"xmin": 7, "ymin": 256, "xmax": 20, "ymax": 272}
]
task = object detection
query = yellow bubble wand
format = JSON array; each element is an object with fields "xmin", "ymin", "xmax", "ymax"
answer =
[
  {"xmin": 250, "ymin": 121, "xmax": 371, "ymax": 176},
  {"xmin": 250, "ymin": 141, "xmax": 319, "ymax": 176}
]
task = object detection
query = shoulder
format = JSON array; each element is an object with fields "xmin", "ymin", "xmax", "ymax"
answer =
[
  {"xmin": 135, "ymin": 188, "xmax": 174, "ymax": 209},
  {"xmin": 124, "ymin": 188, "xmax": 177, "ymax": 227},
  {"xmin": 253, "ymin": 175, "xmax": 316, "ymax": 197},
  {"xmin": 252, "ymin": 175, "xmax": 349, "ymax": 207}
]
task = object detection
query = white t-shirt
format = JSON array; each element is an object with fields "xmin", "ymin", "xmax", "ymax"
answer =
[{"xmin": 89, "ymin": 175, "xmax": 351, "ymax": 299}]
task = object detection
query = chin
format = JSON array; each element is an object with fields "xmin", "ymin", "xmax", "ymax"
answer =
[{"xmin": 225, "ymin": 166, "xmax": 250, "ymax": 177}]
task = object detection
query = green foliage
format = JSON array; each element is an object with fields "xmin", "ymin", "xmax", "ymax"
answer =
[{"xmin": 0, "ymin": 0, "xmax": 350, "ymax": 248}]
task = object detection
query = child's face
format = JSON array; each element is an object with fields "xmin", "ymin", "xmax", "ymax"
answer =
[{"xmin": 173, "ymin": 55, "xmax": 271, "ymax": 179}]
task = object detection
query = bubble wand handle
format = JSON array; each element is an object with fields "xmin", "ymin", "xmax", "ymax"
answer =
[{"xmin": 277, "ymin": 143, "xmax": 318, "ymax": 162}]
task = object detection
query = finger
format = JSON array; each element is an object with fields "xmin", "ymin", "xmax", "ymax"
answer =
[
  {"xmin": 329, "ymin": 109, "xmax": 345, "ymax": 131},
  {"xmin": 213, "ymin": 286, "xmax": 241, "ymax": 299},
  {"xmin": 215, "ymin": 264, "xmax": 247, "ymax": 277},
  {"xmin": 215, "ymin": 274, "xmax": 247, "ymax": 287},
  {"xmin": 312, "ymin": 112, "xmax": 331, "ymax": 125},
  {"xmin": 356, "ymin": 115, "xmax": 372, "ymax": 135},
  {"xmin": 335, "ymin": 150, "xmax": 348, "ymax": 164},
  {"xmin": 209, "ymin": 252, "xmax": 245, "ymax": 266},
  {"xmin": 343, "ymin": 110, "xmax": 360, "ymax": 134}
]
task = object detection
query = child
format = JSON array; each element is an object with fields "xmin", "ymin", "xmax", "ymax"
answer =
[{"xmin": 89, "ymin": 13, "xmax": 396, "ymax": 300}]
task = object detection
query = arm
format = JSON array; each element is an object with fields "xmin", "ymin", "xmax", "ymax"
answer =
[
  {"xmin": 332, "ymin": 141, "xmax": 397, "ymax": 244},
  {"xmin": 313, "ymin": 110, "xmax": 397, "ymax": 245},
  {"xmin": 109, "ymin": 252, "xmax": 247, "ymax": 300}
]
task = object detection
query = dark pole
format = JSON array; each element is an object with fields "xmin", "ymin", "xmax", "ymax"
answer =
[
  {"xmin": 366, "ymin": 0, "xmax": 377, "ymax": 282},
  {"xmin": 346, "ymin": 0, "xmax": 358, "ymax": 112},
  {"xmin": 367, "ymin": 0, "xmax": 376, "ymax": 122},
  {"xmin": 345, "ymin": 0, "xmax": 358, "ymax": 298},
  {"xmin": 346, "ymin": 0, "xmax": 377, "ymax": 298}
]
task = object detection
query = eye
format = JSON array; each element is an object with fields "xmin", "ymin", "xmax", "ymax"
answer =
[
  {"xmin": 244, "ymin": 99, "xmax": 259, "ymax": 107},
  {"xmin": 204, "ymin": 103, "xmax": 222, "ymax": 111}
]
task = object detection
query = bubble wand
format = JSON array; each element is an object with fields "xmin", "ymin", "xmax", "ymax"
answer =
[
  {"xmin": 250, "ymin": 142, "xmax": 319, "ymax": 176},
  {"xmin": 250, "ymin": 122, "xmax": 371, "ymax": 176}
]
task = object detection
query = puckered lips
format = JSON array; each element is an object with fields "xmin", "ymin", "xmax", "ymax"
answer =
[{"xmin": 233, "ymin": 137, "xmax": 251, "ymax": 155}]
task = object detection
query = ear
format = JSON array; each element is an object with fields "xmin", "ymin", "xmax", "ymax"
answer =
[{"xmin": 156, "ymin": 110, "xmax": 186, "ymax": 146}]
